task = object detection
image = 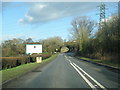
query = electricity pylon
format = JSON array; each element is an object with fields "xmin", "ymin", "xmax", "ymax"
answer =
[{"xmin": 98, "ymin": 3, "xmax": 106, "ymax": 30}]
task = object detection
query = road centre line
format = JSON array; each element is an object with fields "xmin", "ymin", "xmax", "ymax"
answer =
[
  {"xmin": 65, "ymin": 55, "xmax": 106, "ymax": 89},
  {"xmin": 70, "ymin": 62, "xmax": 97, "ymax": 90},
  {"xmin": 65, "ymin": 55, "xmax": 107, "ymax": 89},
  {"xmin": 73, "ymin": 63, "xmax": 106, "ymax": 89},
  {"xmin": 65, "ymin": 57, "xmax": 72, "ymax": 63},
  {"xmin": 69, "ymin": 60, "xmax": 71, "ymax": 63},
  {"xmin": 65, "ymin": 55, "xmax": 67, "ymax": 59}
]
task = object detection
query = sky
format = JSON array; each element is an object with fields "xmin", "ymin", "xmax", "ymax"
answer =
[{"xmin": 1, "ymin": 1, "xmax": 118, "ymax": 43}]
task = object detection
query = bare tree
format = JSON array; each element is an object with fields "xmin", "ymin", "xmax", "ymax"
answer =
[{"xmin": 70, "ymin": 16, "xmax": 95, "ymax": 53}]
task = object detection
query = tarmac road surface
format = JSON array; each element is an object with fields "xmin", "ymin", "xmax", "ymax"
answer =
[{"xmin": 3, "ymin": 53, "xmax": 120, "ymax": 89}]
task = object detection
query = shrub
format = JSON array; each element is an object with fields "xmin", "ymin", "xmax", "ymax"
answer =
[
  {"xmin": 1, "ymin": 53, "xmax": 52, "ymax": 69},
  {"xmin": 2, "ymin": 56, "xmax": 29, "ymax": 69}
]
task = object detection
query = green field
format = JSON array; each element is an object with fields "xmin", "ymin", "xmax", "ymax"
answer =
[{"xmin": 1, "ymin": 54, "xmax": 58, "ymax": 83}]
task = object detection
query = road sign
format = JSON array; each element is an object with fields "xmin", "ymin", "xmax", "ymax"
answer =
[{"xmin": 26, "ymin": 44, "xmax": 42, "ymax": 54}]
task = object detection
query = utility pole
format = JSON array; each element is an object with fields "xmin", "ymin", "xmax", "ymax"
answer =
[{"xmin": 98, "ymin": 3, "xmax": 106, "ymax": 30}]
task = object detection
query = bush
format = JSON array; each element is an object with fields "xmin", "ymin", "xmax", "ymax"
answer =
[
  {"xmin": 1, "ymin": 56, "xmax": 29, "ymax": 69},
  {"xmin": 1, "ymin": 53, "xmax": 52, "ymax": 69}
]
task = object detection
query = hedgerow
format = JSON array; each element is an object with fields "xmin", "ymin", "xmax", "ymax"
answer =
[{"xmin": 1, "ymin": 53, "xmax": 52, "ymax": 69}]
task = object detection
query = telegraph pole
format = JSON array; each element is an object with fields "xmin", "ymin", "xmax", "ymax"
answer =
[{"xmin": 98, "ymin": 3, "xmax": 106, "ymax": 30}]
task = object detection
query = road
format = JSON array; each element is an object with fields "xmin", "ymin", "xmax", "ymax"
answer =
[{"xmin": 3, "ymin": 53, "xmax": 120, "ymax": 89}]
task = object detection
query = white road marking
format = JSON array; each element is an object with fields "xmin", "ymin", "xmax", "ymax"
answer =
[
  {"xmin": 73, "ymin": 63, "xmax": 107, "ymax": 90},
  {"xmin": 69, "ymin": 60, "xmax": 71, "ymax": 63},
  {"xmin": 69, "ymin": 56, "xmax": 72, "ymax": 58},
  {"xmin": 65, "ymin": 57, "xmax": 72, "ymax": 63},
  {"xmin": 64, "ymin": 55, "xmax": 73, "ymax": 64},
  {"xmin": 70, "ymin": 62, "xmax": 97, "ymax": 90},
  {"xmin": 65, "ymin": 55, "xmax": 67, "ymax": 59},
  {"xmin": 95, "ymin": 85, "xmax": 98, "ymax": 87},
  {"xmin": 65, "ymin": 55, "xmax": 107, "ymax": 89}
]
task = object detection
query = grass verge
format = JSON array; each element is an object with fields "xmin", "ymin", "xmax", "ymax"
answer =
[
  {"xmin": 1, "ymin": 54, "xmax": 58, "ymax": 83},
  {"xmin": 77, "ymin": 56, "xmax": 120, "ymax": 68}
]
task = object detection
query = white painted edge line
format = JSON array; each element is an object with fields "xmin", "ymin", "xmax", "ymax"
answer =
[
  {"xmin": 70, "ymin": 63, "xmax": 97, "ymax": 89},
  {"xmin": 73, "ymin": 63, "xmax": 107, "ymax": 90}
]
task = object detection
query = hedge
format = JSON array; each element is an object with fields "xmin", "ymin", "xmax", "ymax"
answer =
[
  {"xmin": 1, "ymin": 56, "xmax": 29, "ymax": 69},
  {"xmin": 1, "ymin": 53, "xmax": 52, "ymax": 69}
]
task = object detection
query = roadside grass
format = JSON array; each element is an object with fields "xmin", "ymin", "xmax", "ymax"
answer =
[
  {"xmin": 78, "ymin": 57, "xmax": 120, "ymax": 68},
  {"xmin": 1, "ymin": 54, "xmax": 58, "ymax": 83}
]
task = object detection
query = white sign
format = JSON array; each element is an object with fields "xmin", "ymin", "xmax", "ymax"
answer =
[{"xmin": 26, "ymin": 44, "xmax": 42, "ymax": 54}]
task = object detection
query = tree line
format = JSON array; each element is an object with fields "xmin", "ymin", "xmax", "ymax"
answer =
[
  {"xmin": 65, "ymin": 15, "xmax": 119, "ymax": 63},
  {"xmin": 1, "ymin": 14, "xmax": 119, "ymax": 64},
  {"xmin": 1, "ymin": 36, "xmax": 63, "ymax": 57}
]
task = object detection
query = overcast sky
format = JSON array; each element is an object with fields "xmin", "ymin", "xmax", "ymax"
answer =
[{"xmin": 1, "ymin": 2, "xmax": 118, "ymax": 43}]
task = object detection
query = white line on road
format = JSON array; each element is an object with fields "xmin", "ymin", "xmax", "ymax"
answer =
[
  {"xmin": 64, "ymin": 55, "xmax": 106, "ymax": 89},
  {"xmin": 69, "ymin": 60, "xmax": 71, "ymax": 63},
  {"xmin": 64, "ymin": 55, "xmax": 72, "ymax": 63},
  {"xmin": 65, "ymin": 57, "xmax": 72, "ymax": 63},
  {"xmin": 69, "ymin": 56, "xmax": 72, "ymax": 58},
  {"xmin": 70, "ymin": 62, "xmax": 97, "ymax": 90},
  {"xmin": 64, "ymin": 55, "xmax": 68, "ymax": 59},
  {"xmin": 73, "ymin": 63, "xmax": 107, "ymax": 90}
]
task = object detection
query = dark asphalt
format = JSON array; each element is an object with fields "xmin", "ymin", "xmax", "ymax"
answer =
[{"xmin": 3, "ymin": 53, "xmax": 120, "ymax": 89}]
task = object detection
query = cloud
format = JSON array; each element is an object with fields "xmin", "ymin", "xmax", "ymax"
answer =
[{"xmin": 18, "ymin": 2, "xmax": 99, "ymax": 24}]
